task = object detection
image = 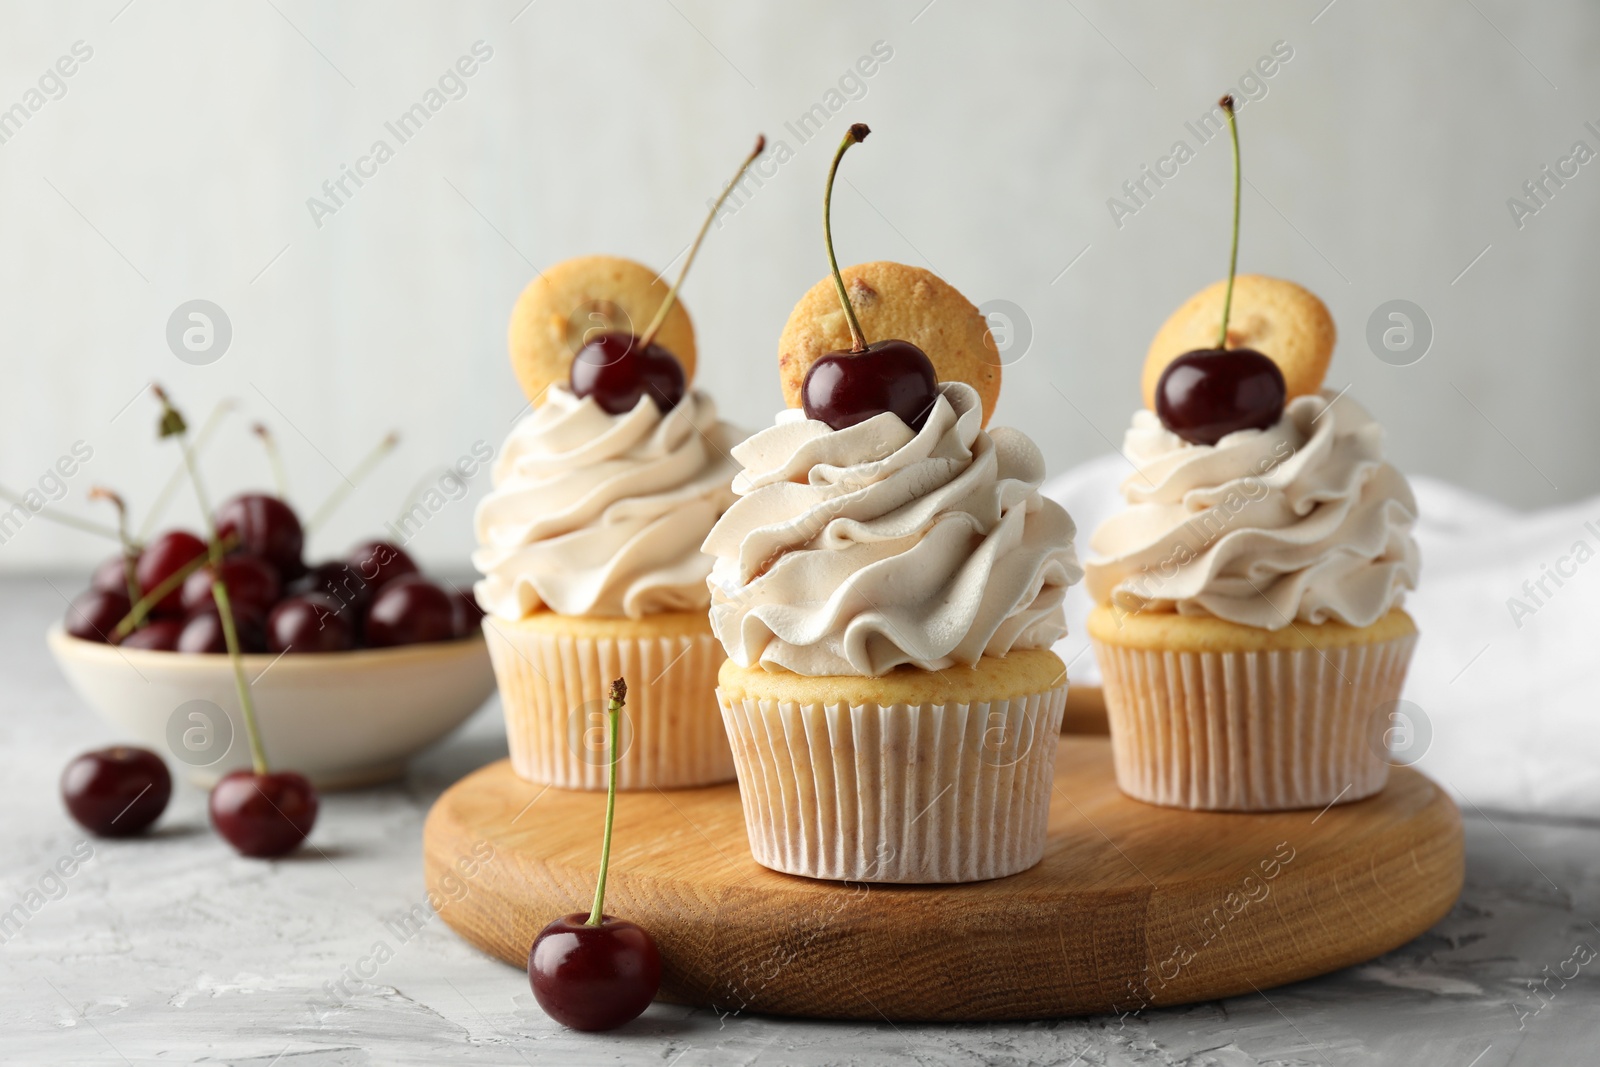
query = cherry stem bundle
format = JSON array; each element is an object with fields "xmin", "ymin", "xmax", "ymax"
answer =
[
  {"xmin": 1217, "ymin": 95, "xmax": 1242, "ymax": 350},
  {"xmin": 638, "ymin": 134, "xmax": 767, "ymax": 350},
  {"xmin": 587, "ymin": 677, "xmax": 628, "ymax": 928},
  {"xmin": 824, "ymin": 123, "xmax": 872, "ymax": 353}
]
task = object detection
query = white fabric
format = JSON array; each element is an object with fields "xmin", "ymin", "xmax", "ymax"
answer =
[{"xmin": 1047, "ymin": 452, "xmax": 1600, "ymax": 818}]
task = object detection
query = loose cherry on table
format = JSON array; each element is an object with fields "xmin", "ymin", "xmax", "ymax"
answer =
[
  {"xmin": 529, "ymin": 678, "xmax": 661, "ymax": 1031},
  {"xmin": 799, "ymin": 123, "xmax": 940, "ymax": 434},
  {"xmin": 60, "ymin": 746, "xmax": 171, "ymax": 837},
  {"xmin": 568, "ymin": 135, "xmax": 766, "ymax": 416},
  {"xmin": 365, "ymin": 576, "xmax": 455, "ymax": 647},
  {"xmin": 208, "ymin": 769, "xmax": 319, "ymax": 858},
  {"xmin": 180, "ymin": 553, "xmax": 281, "ymax": 617},
  {"xmin": 268, "ymin": 593, "xmax": 355, "ymax": 653},
  {"xmin": 1153, "ymin": 96, "xmax": 1288, "ymax": 447},
  {"xmin": 64, "ymin": 589, "xmax": 132, "ymax": 643},
  {"xmin": 214, "ymin": 493, "xmax": 306, "ymax": 580},
  {"xmin": 135, "ymin": 530, "xmax": 208, "ymax": 615}
]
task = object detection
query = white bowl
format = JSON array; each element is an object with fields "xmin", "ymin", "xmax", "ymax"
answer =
[{"xmin": 47, "ymin": 624, "xmax": 497, "ymax": 789}]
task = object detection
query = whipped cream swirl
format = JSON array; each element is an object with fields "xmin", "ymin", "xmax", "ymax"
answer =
[
  {"xmin": 473, "ymin": 386, "xmax": 742, "ymax": 620},
  {"xmin": 703, "ymin": 382, "xmax": 1083, "ymax": 677},
  {"xmin": 1085, "ymin": 391, "xmax": 1420, "ymax": 629}
]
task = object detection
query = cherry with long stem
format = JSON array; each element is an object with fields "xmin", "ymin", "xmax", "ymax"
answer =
[
  {"xmin": 569, "ymin": 136, "xmax": 767, "ymax": 415},
  {"xmin": 528, "ymin": 677, "xmax": 661, "ymax": 1031},
  {"xmin": 800, "ymin": 123, "xmax": 939, "ymax": 432},
  {"xmin": 152, "ymin": 384, "xmax": 317, "ymax": 857},
  {"xmin": 1153, "ymin": 94, "xmax": 1285, "ymax": 447}
]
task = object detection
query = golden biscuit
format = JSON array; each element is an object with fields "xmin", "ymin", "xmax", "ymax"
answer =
[
  {"xmin": 778, "ymin": 261, "xmax": 1001, "ymax": 426},
  {"xmin": 507, "ymin": 254, "xmax": 696, "ymax": 406},
  {"xmin": 1142, "ymin": 274, "xmax": 1334, "ymax": 409}
]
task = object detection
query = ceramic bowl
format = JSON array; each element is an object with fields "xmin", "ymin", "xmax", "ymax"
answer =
[{"xmin": 47, "ymin": 624, "xmax": 496, "ymax": 789}]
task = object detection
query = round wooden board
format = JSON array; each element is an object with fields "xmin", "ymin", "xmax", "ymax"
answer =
[{"xmin": 424, "ymin": 737, "xmax": 1463, "ymax": 1021}]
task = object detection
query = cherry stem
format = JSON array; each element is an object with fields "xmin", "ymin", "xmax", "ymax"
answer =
[
  {"xmin": 0, "ymin": 485, "xmax": 121, "ymax": 541},
  {"xmin": 111, "ymin": 531, "xmax": 238, "ymax": 640},
  {"xmin": 139, "ymin": 399, "xmax": 237, "ymax": 540},
  {"xmin": 306, "ymin": 431, "xmax": 400, "ymax": 534},
  {"xmin": 89, "ymin": 487, "xmax": 140, "ymax": 607},
  {"xmin": 1217, "ymin": 95, "xmax": 1242, "ymax": 350},
  {"xmin": 153, "ymin": 384, "xmax": 268, "ymax": 777},
  {"xmin": 638, "ymin": 134, "xmax": 767, "ymax": 350},
  {"xmin": 824, "ymin": 123, "xmax": 872, "ymax": 353},
  {"xmin": 253, "ymin": 423, "xmax": 290, "ymax": 501},
  {"xmin": 586, "ymin": 676, "xmax": 627, "ymax": 927}
]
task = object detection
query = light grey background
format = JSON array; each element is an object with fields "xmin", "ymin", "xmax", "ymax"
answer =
[{"xmin": 1, "ymin": 0, "xmax": 1593, "ymax": 574}]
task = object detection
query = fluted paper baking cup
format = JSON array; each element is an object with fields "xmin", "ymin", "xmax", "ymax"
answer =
[
  {"xmin": 717, "ymin": 687, "xmax": 1067, "ymax": 883},
  {"xmin": 484, "ymin": 625, "xmax": 733, "ymax": 790},
  {"xmin": 1093, "ymin": 634, "xmax": 1418, "ymax": 811}
]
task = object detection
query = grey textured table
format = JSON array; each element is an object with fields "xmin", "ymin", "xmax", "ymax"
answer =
[{"xmin": 3, "ymin": 578, "xmax": 1592, "ymax": 1065}]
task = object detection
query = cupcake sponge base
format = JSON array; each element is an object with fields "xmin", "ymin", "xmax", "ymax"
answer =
[{"xmin": 717, "ymin": 651, "xmax": 1068, "ymax": 883}]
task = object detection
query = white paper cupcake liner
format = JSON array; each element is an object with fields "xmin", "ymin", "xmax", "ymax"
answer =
[
  {"xmin": 484, "ymin": 623, "xmax": 733, "ymax": 790},
  {"xmin": 717, "ymin": 686, "xmax": 1067, "ymax": 883},
  {"xmin": 1093, "ymin": 634, "xmax": 1418, "ymax": 811}
]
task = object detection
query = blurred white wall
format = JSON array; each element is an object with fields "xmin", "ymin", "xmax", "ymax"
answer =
[{"xmin": 1, "ymin": 0, "xmax": 1595, "ymax": 573}]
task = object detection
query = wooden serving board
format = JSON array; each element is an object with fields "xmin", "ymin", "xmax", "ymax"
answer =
[{"xmin": 424, "ymin": 729, "xmax": 1463, "ymax": 1021}]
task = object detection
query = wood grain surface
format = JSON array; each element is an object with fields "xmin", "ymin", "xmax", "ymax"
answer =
[{"xmin": 424, "ymin": 726, "xmax": 1463, "ymax": 1021}]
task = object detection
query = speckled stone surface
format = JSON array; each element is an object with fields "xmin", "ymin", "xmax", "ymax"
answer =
[{"xmin": 3, "ymin": 578, "xmax": 1593, "ymax": 1065}]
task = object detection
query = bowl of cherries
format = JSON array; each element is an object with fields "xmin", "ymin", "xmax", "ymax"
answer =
[{"xmin": 48, "ymin": 490, "xmax": 496, "ymax": 789}]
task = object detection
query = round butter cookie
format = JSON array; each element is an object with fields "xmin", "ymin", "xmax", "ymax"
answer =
[
  {"xmin": 778, "ymin": 261, "xmax": 1000, "ymax": 426},
  {"xmin": 1142, "ymin": 274, "xmax": 1334, "ymax": 410},
  {"xmin": 507, "ymin": 254, "xmax": 697, "ymax": 406}
]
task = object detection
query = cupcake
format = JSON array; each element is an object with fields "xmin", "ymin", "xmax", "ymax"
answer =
[
  {"xmin": 704, "ymin": 125, "xmax": 1083, "ymax": 883},
  {"xmin": 471, "ymin": 141, "xmax": 769, "ymax": 790},
  {"xmin": 1087, "ymin": 99, "xmax": 1420, "ymax": 813}
]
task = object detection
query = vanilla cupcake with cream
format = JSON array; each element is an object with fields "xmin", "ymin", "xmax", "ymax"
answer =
[{"xmin": 704, "ymin": 122, "xmax": 1083, "ymax": 883}]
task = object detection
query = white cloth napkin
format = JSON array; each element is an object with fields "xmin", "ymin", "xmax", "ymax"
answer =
[{"xmin": 1045, "ymin": 453, "xmax": 1598, "ymax": 819}]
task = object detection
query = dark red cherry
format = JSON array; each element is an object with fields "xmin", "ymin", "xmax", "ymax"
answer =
[
  {"xmin": 91, "ymin": 553, "xmax": 140, "ymax": 596},
  {"xmin": 209, "ymin": 769, "xmax": 319, "ymax": 858},
  {"xmin": 449, "ymin": 588, "xmax": 484, "ymax": 639},
  {"xmin": 1154, "ymin": 347, "xmax": 1287, "ymax": 446},
  {"xmin": 267, "ymin": 593, "xmax": 356, "ymax": 653},
  {"xmin": 346, "ymin": 541, "xmax": 418, "ymax": 593},
  {"xmin": 365, "ymin": 576, "xmax": 455, "ymax": 647},
  {"xmin": 64, "ymin": 589, "xmax": 132, "ymax": 643},
  {"xmin": 289, "ymin": 560, "xmax": 374, "ymax": 617},
  {"xmin": 120, "ymin": 618, "xmax": 185, "ymax": 651},
  {"xmin": 801, "ymin": 339, "xmax": 940, "ymax": 432},
  {"xmin": 180, "ymin": 554, "xmax": 281, "ymax": 617},
  {"xmin": 136, "ymin": 530, "xmax": 208, "ymax": 615},
  {"xmin": 214, "ymin": 494, "xmax": 305, "ymax": 580},
  {"xmin": 569, "ymin": 332, "xmax": 686, "ymax": 415},
  {"xmin": 529, "ymin": 913, "xmax": 661, "ymax": 1031},
  {"xmin": 177, "ymin": 604, "xmax": 268, "ymax": 654},
  {"xmin": 61, "ymin": 746, "xmax": 171, "ymax": 836}
]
